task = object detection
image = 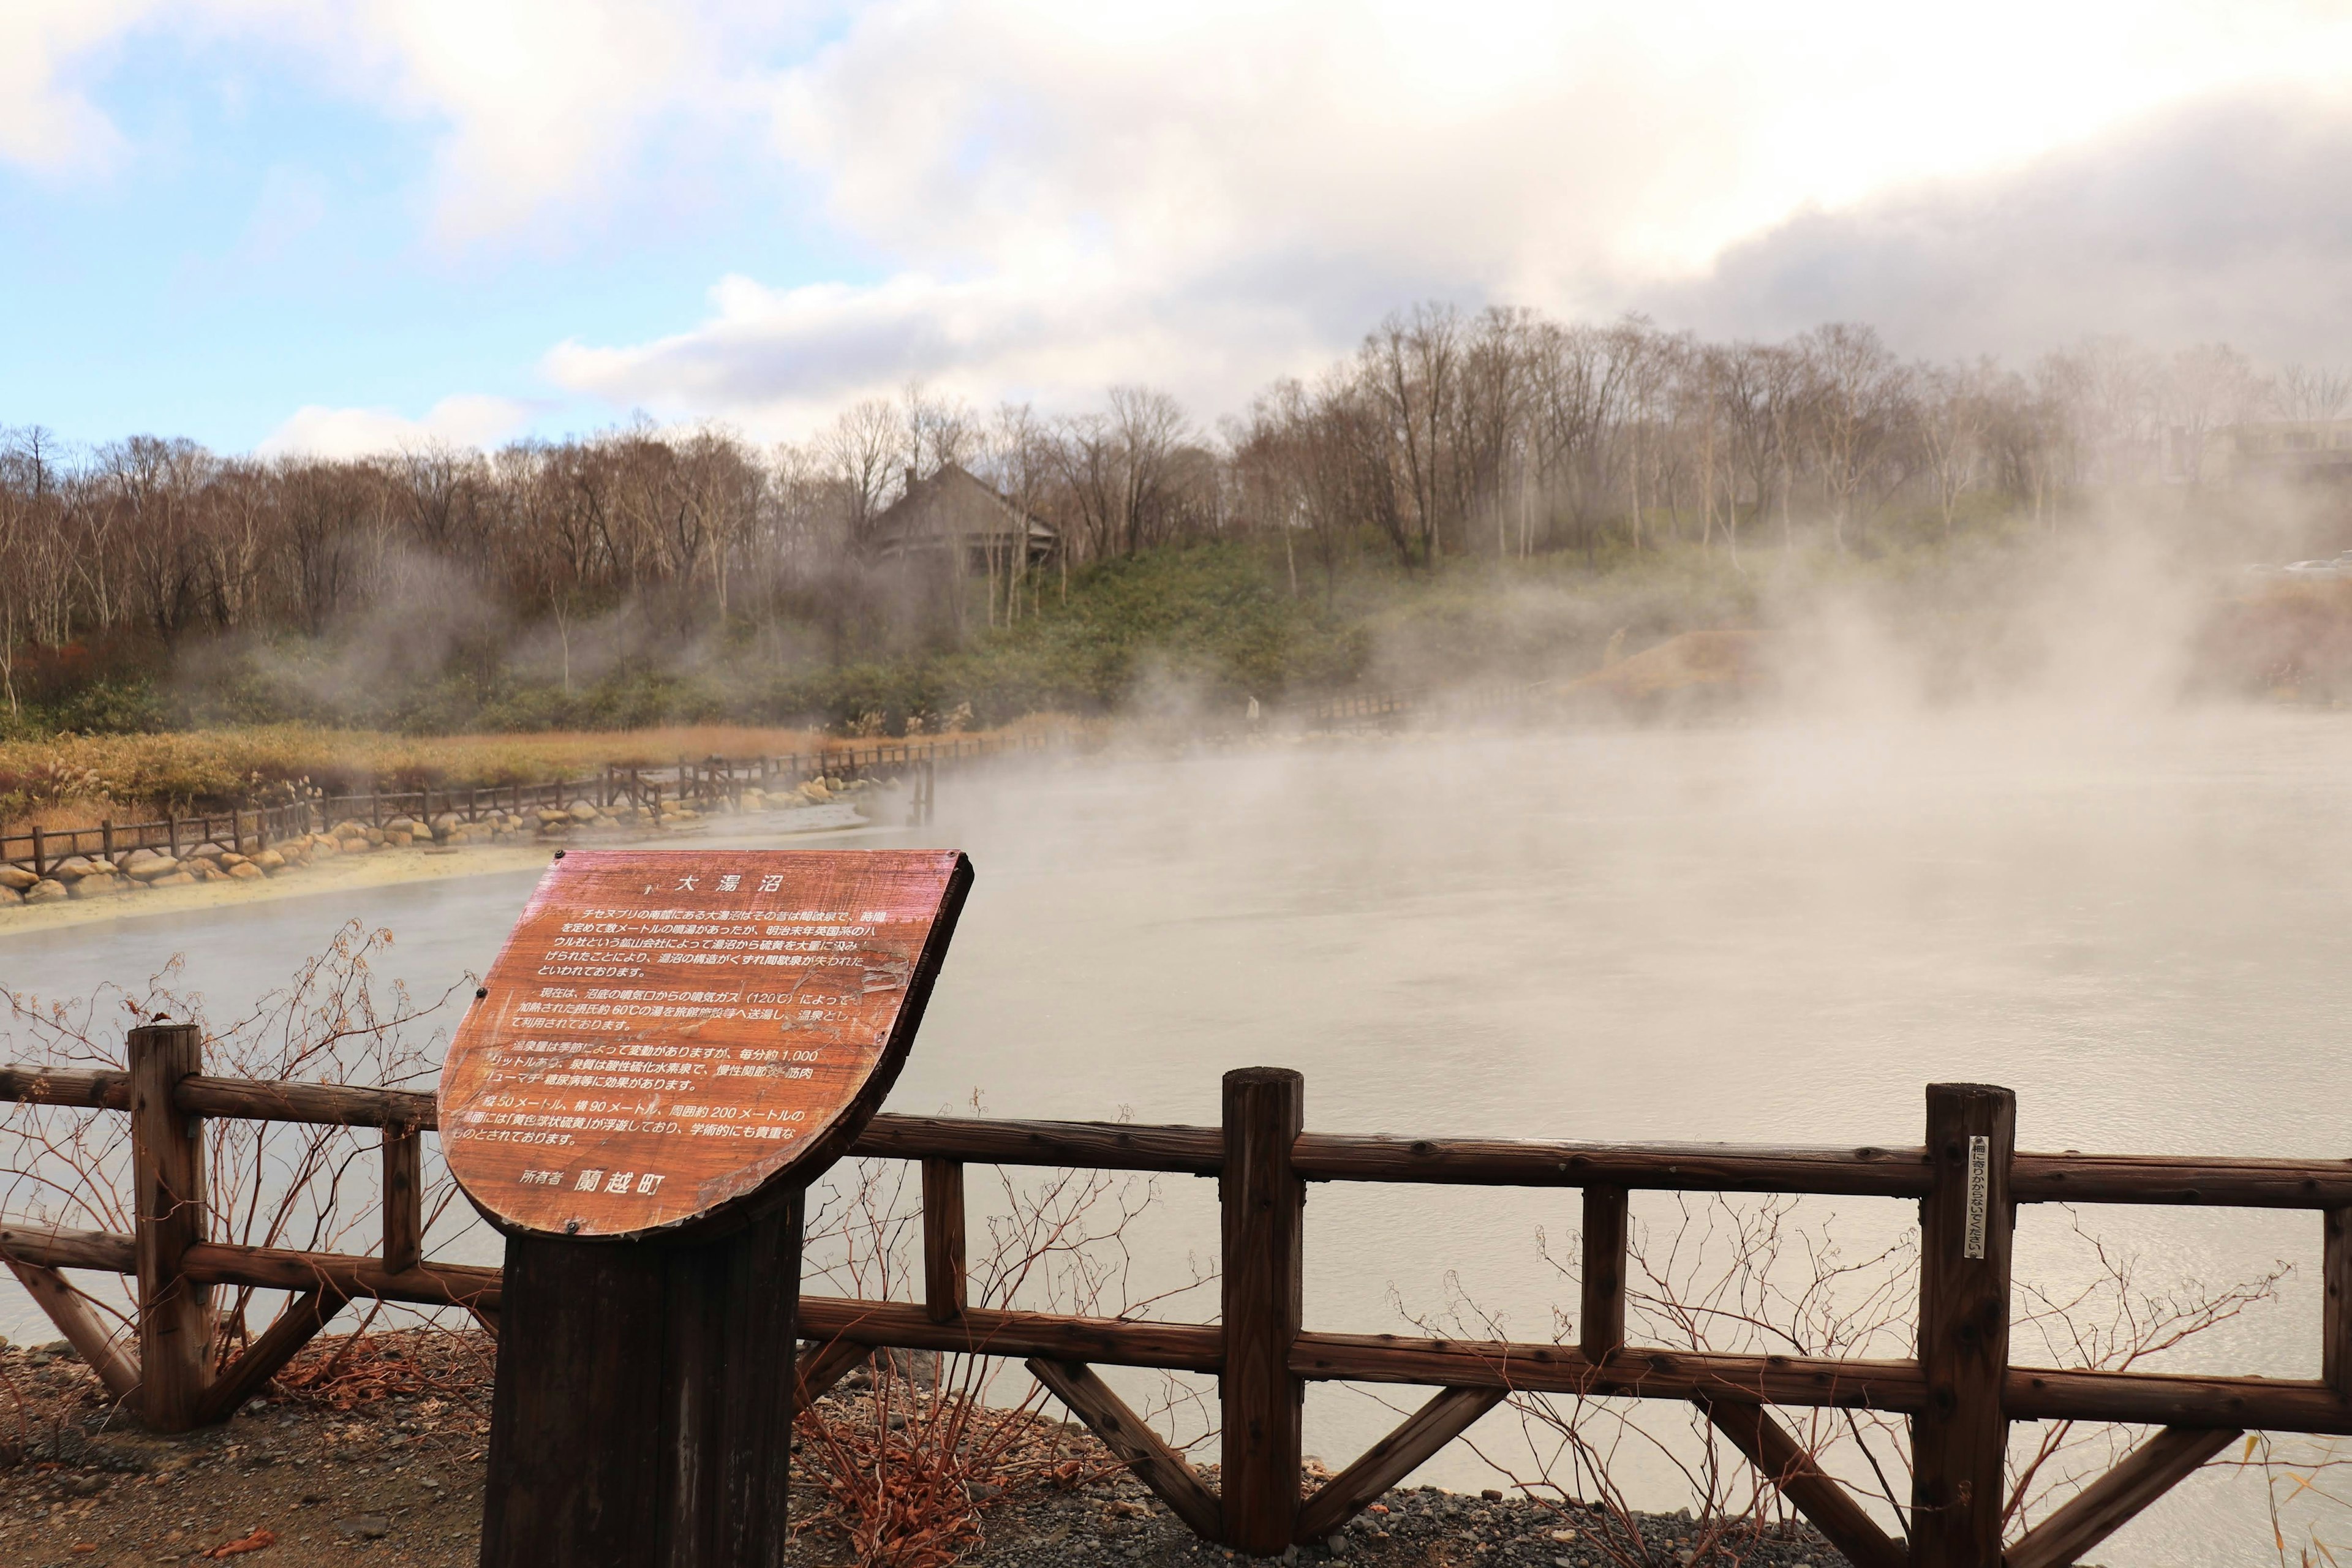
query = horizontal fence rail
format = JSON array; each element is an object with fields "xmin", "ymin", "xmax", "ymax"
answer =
[
  {"xmin": 9, "ymin": 1066, "xmax": 2350, "ymax": 1205},
  {"xmin": 2, "ymin": 1046, "xmax": 2348, "ymax": 1567},
  {"xmin": 1, "ymin": 731, "xmax": 1042, "ymax": 879},
  {"xmin": 1297, "ymin": 679, "xmax": 1534, "ymax": 731}
]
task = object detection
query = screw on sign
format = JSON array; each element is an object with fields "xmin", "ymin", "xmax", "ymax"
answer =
[{"xmin": 441, "ymin": 848, "xmax": 973, "ymax": 1568}]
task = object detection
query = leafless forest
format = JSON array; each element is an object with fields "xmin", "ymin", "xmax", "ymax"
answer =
[{"xmin": 2, "ymin": 306, "xmax": 2345, "ymax": 731}]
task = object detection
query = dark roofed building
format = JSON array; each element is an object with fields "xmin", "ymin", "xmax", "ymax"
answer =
[{"xmin": 867, "ymin": 464, "xmax": 1057, "ymax": 571}]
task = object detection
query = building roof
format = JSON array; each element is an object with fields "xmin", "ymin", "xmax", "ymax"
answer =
[{"xmin": 867, "ymin": 464, "xmax": 1057, "ymax": 559}]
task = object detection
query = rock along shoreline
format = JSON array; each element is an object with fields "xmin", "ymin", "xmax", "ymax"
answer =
[{"xmin": 0, "ymin": 1331, "xmax": 1860, "ymax": 1568}]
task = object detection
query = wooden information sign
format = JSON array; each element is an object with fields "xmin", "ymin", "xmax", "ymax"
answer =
[
  {"xmin": 442, "ymin": 847, "xmax": 972, "ymax": 1238},
  {"xmin": 446, "ymin": 848, "xmax": 973, "ymax": 1568}
]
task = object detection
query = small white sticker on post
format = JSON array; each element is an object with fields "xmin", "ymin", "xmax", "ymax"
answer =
[{"xmin": 1963, "ymin": 1134, "xmax": 1991, "ymax": 1259}]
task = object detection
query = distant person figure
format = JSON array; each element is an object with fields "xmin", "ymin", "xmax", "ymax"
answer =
[
  {"xmin": 1245, "ymin": 695, "xmax": 1262, "ymax": 726},
  {"xmin": 1604, "ymin": 627, "xmax": 1627, "ymax": 668}
]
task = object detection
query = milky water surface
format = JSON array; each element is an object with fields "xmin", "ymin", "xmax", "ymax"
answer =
[{"xmin": 4, "ymin": 710, "xmax": 2347, "ymax": 1563}]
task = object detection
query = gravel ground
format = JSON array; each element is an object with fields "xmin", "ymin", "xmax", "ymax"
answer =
[{"xmin": 0, "ymin": 1332, "xmax": 1855, "ymax": 1568}]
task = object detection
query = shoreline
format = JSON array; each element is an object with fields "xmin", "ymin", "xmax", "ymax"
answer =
[
  {"xmin": 0, "ymin": 1330, "xmax": 1856, "ymax": 1567},
  {"xmin": 0, "ymin": 801, "xmax": 890, "ymax": 940}
]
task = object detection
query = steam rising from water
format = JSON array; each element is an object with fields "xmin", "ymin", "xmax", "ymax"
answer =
[{"xmin": 9, "ymin": 624, "xmax": 2352, "ymax": 1559}]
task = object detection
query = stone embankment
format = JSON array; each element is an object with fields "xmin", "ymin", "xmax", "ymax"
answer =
[{"xmin": 0, "ymin": 775, "xmax": 879, "ymax": 910}]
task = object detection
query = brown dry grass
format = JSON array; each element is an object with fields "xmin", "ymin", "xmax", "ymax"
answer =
[{"xmin": 0, "ymin": 714, "xmax": 1085, "ymax": 833}]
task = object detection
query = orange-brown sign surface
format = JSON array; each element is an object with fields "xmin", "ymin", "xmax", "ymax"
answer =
[{"xmin": 439, "ymin": 849, "xmax": 971, "ymax": 1240}]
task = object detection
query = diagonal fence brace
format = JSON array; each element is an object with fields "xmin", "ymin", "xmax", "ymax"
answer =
[
  {"xmin": 1028, "ymin": 1357, "xmax": 1224, "ymax": 1542},
  {"xmin": 195, "ymin": 1285, "xmax": 352, "ymax": 1427},
  {"xmin": 3, "ymin": 1256, "xmax": 140, "ymax": 1401},
  {"xmin": 2005, "ymin": 1425, "xmax": 2242, "ymax": 1568},
  {"xmin": 1698, "ymin": 1398, "xmax": 1905, "ymax": 1568},
  {"xmin": 1295, "ymin": 1385, "xmax": 1504, "ymax": 1545}
]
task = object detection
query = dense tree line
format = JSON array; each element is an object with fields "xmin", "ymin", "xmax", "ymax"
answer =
[{"xmin": 2, "ymin": 304, "xmax": 2343, "ymax": 719}]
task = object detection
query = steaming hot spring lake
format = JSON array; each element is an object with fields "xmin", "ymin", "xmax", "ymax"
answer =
[{"xmin": 6, "ymin": 709, "xmax": 2350, "ymax": 1564}]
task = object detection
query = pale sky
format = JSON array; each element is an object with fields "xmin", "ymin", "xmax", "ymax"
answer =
[{"xmin": 6, "ymin": 0, "xmax": 2352, "ymax": 454}]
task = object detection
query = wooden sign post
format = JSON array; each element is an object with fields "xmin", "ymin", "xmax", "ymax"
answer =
[{"xmin": 439, "ymin": 848, "xmax": 973, "ymax": 1568}]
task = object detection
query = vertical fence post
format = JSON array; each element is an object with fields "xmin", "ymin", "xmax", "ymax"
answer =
[
  {"xmin": 30, "ymin": 825, "xmax": 45, "ymax": 880},
  {"xmin": 384, "ymin": 1125, "xmax": 424, "ymax": 1274},
  {"xmin": 102, "ymin": 819, "xmax": 115, "ymax": 859},
  {"xmin": 921, "ymin": 1158, "xmax": 967, "ymax": 1323},
  {"xmin": 1912, "ymin": 1084, "xmax": 2016, "ymax": 1568},
  {"xmin": 166, "ymin": 813, "xmax": 179, "ymax": 858},
  {"xmin": 130, "ymin": 1021, "xmax": 210, "ymax": 1431},
  {"xmin": 2325, "ymin": 1207, "xmax": 2349, "ymax": 1401},
  {"xmin": 1221, "ymin": 1066, "xmax": 1305, "ymax": 1555},
  {"xmin": 1580, "ymin": 1185, "xmax": 1629, "ymax": 1359}
]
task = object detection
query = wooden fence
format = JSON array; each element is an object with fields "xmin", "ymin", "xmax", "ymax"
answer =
[
  {"xmin": 1299, "ymin": 680, "xmax": 1533, "ymax": 731},
  {"xmin": 1, "ymin": 1041, "xmax": 2345, "ymax": 1566},
  {"xmin": 1, "ymin": 731, "xmax": 1033, "ymax": 879}
]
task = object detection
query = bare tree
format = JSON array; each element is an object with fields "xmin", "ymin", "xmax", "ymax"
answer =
[
  {"xmin": 1799, "ymin": 323, "xmax": 1909, "ymax": 552},
  {"xmin": 823, "ymin": 399, "xmax": 903, "ymax": 556},
  {"xmin": 2274, "ymin": 364, "xmax": 2352, "ymax": 423},
  {"xmin": 1917, "ymin": 360, "xmax": 1996, "ymax": 539}
]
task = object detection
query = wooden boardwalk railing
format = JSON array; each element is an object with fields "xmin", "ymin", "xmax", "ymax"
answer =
[
  {"xmin": 2, "ymin": 1039, "xmax": 2348, "ymax": 1565},
  {"xmin": 1, "ymin": 733, "xmax": 1029, "ymax": 878}
]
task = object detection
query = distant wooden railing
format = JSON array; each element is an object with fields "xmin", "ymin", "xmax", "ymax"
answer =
[
  {"xmin": 2, "ymin": 1042, "xmax": 2345, "ymax": 1565},
  {"xmin": 1299, "ymin": 680, "xmax": 1534, "ymax": 729},
  {"xmin": 1, "ymin": 731, "xmax": 1035, "ymax": 878}
]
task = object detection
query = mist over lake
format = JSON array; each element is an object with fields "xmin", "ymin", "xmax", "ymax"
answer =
[{"xmin": 7, "ymin": 710, "xmax": 2344, "ymax": 1566}]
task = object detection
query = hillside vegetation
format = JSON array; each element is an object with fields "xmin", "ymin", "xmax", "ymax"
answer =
[{"xmin": 1, "ymin": 538, "xmax": 1762, "ymax": 742}]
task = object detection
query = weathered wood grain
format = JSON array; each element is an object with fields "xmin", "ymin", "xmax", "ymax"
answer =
[
  {"xmin": 179, "ymin": 1240, "xmax": 503, "ymax": 1310},
  {"xmin": 130, "ymin": 1023, "xmax": 211, "ymax": 1432},
  {"xmin": 481, "ymin": 1202, "xmax": 805, "ymax": 1568},
  {"xmin": 796, "ymin": 1295, "xmax": 1225, "ymax": 1371},
  {"xmin": 0, "ymin": 1065, "xmax": 129, "ymax": 1112},
  {"xmin": 195, "ymin": 1287, "xmax": 350, "ymax": 1426},
  {"xmin": 1, "ymin": 1259, "xmax": 139, "ymax": 1400},
  {"xmin": 1580, "ymin": 1185, "xmax": 1628, "ymax": 1359},
  {"xmin": 2002, "ymin": 1366, "xmax": 2351, "ymax": 1431},
  {"xmin": 382, "ymin": 1126, "xmax": 423, "ymax": 1274},
  {"xmin": 1291, "ymin": 1134, "xmax": 1933, "ymax": 1196},
  {"xmin": 2005, "ymin": 1425, "xmax": 2240, "ymax": 1568},
  {"xmin": 439, "ymin": 849, "xmax": 970, "ymax": 1240},
  {"xmin": 1698, "ymin": 1400, "xmax": 1904, "ymax": 1568},
  {"xmin": 181, "ymin": 1076, "xmax": 431, "ymax": 1129},
  {"xmin": 0, "ymin": 1221, "xmax": 135, "ymax": 1273},
  {"xmin": 2010, "ymin": 1153, "xmax": 2352, "ymax": 1208},
  {"xmin": 10, "ymin": 1210, "xmax": 2350, "ymax": 1434},
  {"xmin": 481, "ymin": 1234, "xmax": 669, "ymax": 1568},
  {"xmin": 1291, "ymin": 1332, "xmax": 1929, "ymax": 1408},
  {"xmin": 794, "ymin": 1335, "xmax": 873, "ymax": 1406},
  {"xmin": 667, "ymin": 1192, "xmax": 804, "ymax": 1568},
  {"xmin": 11, "ymin": 1066, "xmax": 2350, "ymax": 1209},
  {"xmin": 922, "ymin": 1156, "xmax": 966, "ymax": 1324},
  {"xmin": 854, "ymin": 1114, "xmax": 1222, "ymax": 1174},
  {"xmin": 1911, "ymin": 1083, "xmax": 2015, "ymax": 1568},
  {"xmin": 1221, "ymin": 1067, "xmax": 1305, "ymax": 1555},
  {"xmin": 1294, "ymin": 1387, "xmax": 1503, "ymax": 1544},
  {"xmin": 1028, "ymin": 1358, "xmax": 1223, "ymax": 1542},
  {"xmin": 2326, "ymin": 1206, "xmax": 2348, "ymax": 1398}
]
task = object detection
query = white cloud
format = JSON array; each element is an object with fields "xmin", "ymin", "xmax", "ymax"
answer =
[
  {"xmin": 1652, "ymin": 89, "xmax": 2352, "ymax": 364},
  {"xmin": 543, "ymin": 265, "xmax": 1332, "ymax": 434},
  {"xmin": 19, "ymin": 0, "xmax": 2352, "ymax": 434},
  {"xmin": 2, "ymin": 0, "xmax": 791, "ymax": 241},
  {"xmin": 258, "ymin": 394, "xmax": 534, "ymax": 458},
  {"xmin": 0, "ymin": 1, "xmax": 154, "ymax": 172},
  {"xmin": 321, "ymin": 0, "xmax": 756, "ymax": 244},
  {"xmin": 551, "ymin": 0, "xmax": 2352, "ymax": 428}
]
